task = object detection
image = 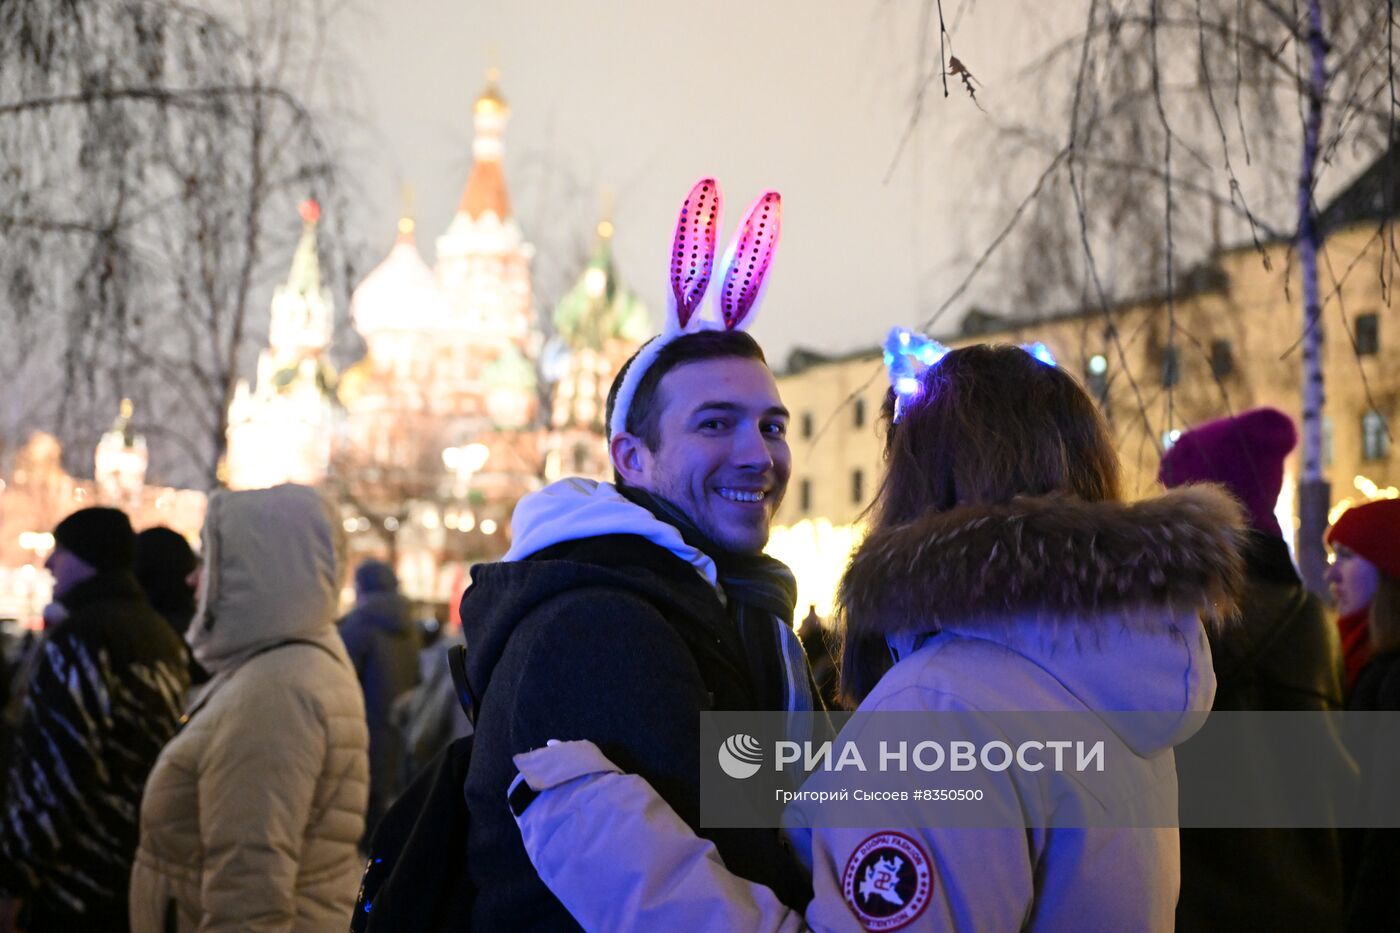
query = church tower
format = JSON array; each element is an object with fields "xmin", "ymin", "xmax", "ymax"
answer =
[{"xmin": 226, "ymin": 201, "xmax": 340, "ymax": 490}]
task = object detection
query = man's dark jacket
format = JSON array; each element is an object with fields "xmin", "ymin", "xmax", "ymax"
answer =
[
  {"xmin": 1176, "ymin": 531, "xmax": 1351, "ymax": 933},
  {"xmin": 461, "ymin": 533, "xmax": 812, "ymax": 931},
  {"xmin": 0, "ymin": 571, "xmax": 190, "ymax": 931},
  {"xmin": 339, "ymin": 589, "xmax": 420, "ymax": 843}
]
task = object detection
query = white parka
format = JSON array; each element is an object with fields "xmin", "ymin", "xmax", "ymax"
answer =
[
  {"xmin": 129, "ymin": 485, "xmax": 368, "ymax": 933},
  {"xmin": 507, "ymin": 487, "xmax": 1246, "ymax": 932}
]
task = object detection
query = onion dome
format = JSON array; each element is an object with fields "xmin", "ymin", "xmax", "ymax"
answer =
[{"xmin": 350, "ymin": 215, "xmax": 450, "ymax": 338}]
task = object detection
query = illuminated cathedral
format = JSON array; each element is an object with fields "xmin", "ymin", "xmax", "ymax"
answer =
[{"xmin": 224, "ymin": 70, "xmax": 646, "ymax": 600}]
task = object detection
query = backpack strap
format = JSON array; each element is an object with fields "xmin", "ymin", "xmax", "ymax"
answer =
[{"xmin": 447, "ymin": 643, "xmax": 479, "ymax": 726}]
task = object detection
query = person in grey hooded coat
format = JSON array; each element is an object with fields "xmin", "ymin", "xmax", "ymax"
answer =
[{"xmin": 338, "ymin": 559, "xmax": 420, "ymax": 845}]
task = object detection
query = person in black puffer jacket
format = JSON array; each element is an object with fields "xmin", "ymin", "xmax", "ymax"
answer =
[
  {"xmin": 0, "ymin": 508, "xmax": 189, "ymax": 932},
  {"xmin": 460, "ymin": 330, "xmax": 819, "ymax": 931}
]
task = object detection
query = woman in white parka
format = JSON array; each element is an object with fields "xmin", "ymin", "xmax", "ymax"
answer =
[
  {"xmin": 129, "ymin": 485, "xmax": 368, "ymax": 933},
  {"xmin": 506, "ymin": 343, "xmax": 1246, "ymax": 932}
]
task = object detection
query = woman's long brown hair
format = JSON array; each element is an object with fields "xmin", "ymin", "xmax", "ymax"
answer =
[{"xmin": 836, "ymin": 344, "xmax": 1123, "ymax": 704}]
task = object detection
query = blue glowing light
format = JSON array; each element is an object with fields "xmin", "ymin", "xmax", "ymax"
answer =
[
  {"xmin": 1023, "ymin": 342, "xmax": 1057, "ymax": 367},
  {"xmin": 883, "ymin": 327, "xmax": 950, "ymax": 422}
]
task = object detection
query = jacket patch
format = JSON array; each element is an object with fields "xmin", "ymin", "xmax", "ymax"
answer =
[{"xmin": 841, "ymin": 831, "xmax": 933, "ymax": 931}]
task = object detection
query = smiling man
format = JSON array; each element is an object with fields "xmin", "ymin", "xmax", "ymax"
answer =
[{"xmin": 459, "ymin": 329, "xmax": 819, "ymax": 930}]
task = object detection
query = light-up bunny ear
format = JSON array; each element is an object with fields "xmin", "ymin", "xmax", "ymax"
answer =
[
  {"xmin": 713, "ymin": 190, "xmax": 781, "ymax": 330},
  {"xmin": 667, "ymin": 178, "xmax": 722, "ymax": 333},
  {"xmin": 610, "ymin": 179, "xmax": 782, "ymax": 440},
  {"xmin": 883, "ymin": 327, "xmax": 949, "ymax": 423}
]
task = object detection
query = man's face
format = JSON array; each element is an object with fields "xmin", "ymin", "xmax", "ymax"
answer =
[
  {"xmin": 616, "ymin": 356, "xmax": 791, "ymax": 554},
  {"xmin": 44, "ymin": 545, "xmax": 97, "ymax": 599},
  {"xmin": 1325, "ymin": 544, "xmax": 1381, "ymax": 616}
]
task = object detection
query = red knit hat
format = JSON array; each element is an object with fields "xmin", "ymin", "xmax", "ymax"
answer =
[
  {"xmin": 1159, "ymin": 407, "xmax": 1297, "ymax": 538},
  {"xmin": 1326, "ymin": 498, "xmax": 1400, "ymax": 580}
]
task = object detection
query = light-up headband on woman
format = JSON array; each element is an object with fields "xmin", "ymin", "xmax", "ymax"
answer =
[
  {"xmin": 883, "ymin": 326, "xmax": 1058, "ymax": 423},
  {"xmin": 608, "ymin": 177, "xmax": 783, "ymax": 439}
]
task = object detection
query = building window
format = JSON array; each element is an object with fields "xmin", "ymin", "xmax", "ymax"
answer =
[
  {"xmin": 854, "ymin": 399, "xmax": 866, "ymax": 429},
  {"xmin": 1210, "ymin": 340, "xmax": 1234, "ymax": 378},
  {"xmin": 800, "ymin": 479, "xmax": 812, "ymax": 513},
  {"xmin": 1362, "ymin": 409, "xmax": 1391, "ymax": 461},
  {"xmin": 801, "ymin": 412, "xmax": 814, "ymax": 440},
  {"xmin": 1161, "ymin": 347, "xmax": 1181, "ymax": 388},
  {"xmin": 852, "ymin": 469, "xmax": 864, "ymax": 504},
  {"xmin": 1085, "ymin": 354, "xmax": 1108, "ymax": 400},
  {"xmin": 1356, "ymin": 313, "xmax": 1379, "ymax": 356}
]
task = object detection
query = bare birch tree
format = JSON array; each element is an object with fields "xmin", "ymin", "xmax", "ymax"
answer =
[
  {"xmin": 0, "ymin": 0, "xmax": 358, "ymax": 488},
  {"xmin": 985, "ymin": 0, "xmax": 1396, "ymax": 592}
]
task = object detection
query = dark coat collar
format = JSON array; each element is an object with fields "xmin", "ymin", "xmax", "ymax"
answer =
[{"xmin": 59, "ymin": 570, "xmax": 146, "ymax": 611}]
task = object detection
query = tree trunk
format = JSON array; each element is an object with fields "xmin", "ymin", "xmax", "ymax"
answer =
[{"xmin": 1297, "ymin": 0, "xmax": 1331, "ymax": 598}]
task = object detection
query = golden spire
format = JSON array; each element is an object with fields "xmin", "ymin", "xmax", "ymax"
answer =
[
  {"xmin": 397, "ymin": 184, "xmax": 416, "ymax": 238},
  {"xmin": 475, "ymin": 62, "xmax": 507, "ymax": 116},
  {"xmin": 597, "ymin": 188, "xmax": 615, "ymax": 239}
]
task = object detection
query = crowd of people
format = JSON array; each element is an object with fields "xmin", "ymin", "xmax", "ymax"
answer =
[
  {"xmin": 0, "ymin": 491, "xmax": 459, "ymax": 932},
  {"xmin": 0, "ymin": 178, "xmax": 1395, "ymax": 932}
]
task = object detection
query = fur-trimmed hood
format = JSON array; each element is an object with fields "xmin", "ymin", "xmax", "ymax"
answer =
[
  {"xmin": 841, "ymin": 484, "xmax": 1246, "ymax": 640},
  {"xmin": 842, "ymin": 485, "xmax": 1247, "ymax": 755}
]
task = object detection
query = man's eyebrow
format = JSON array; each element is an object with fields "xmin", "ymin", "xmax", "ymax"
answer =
[
  {"xmin": 689, "ymin": 401, "xmax": 790, "ymax": 419},
  {"xmin": 690, "ymin": 401, "xmax": 744, "ymax": 415}
]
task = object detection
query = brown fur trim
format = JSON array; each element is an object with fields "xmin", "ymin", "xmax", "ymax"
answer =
[{"xmin": 839, "ymin": 484, "xmax": 1247, "ymax": 638}]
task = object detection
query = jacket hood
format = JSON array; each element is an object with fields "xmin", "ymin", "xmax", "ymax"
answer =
[
  {"xmin": 187, "ymin": 484, "xmax": 345, "ymax": 673},
  {"xmin": 504, "ymin": 478, "xmax": 718, "ymax": 586},
  {"xmin": 843, "ymin": 485, "xmax": 1245, "ymax": 638},
  {"xmin": 848, "ymin": 485, "xmax": 1247, "ymax": 755}
]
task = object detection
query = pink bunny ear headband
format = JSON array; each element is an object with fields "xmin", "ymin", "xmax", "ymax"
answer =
[
  {"xmin": 883, "ymin": 327, "xmax": 1058, "ymax": 423},
  {"xmin": 608, "ymin": 177, "xmax": 782, "ymax": 438}
]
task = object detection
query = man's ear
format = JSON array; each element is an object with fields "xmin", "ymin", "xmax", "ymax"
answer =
[{"xmin": 610, "ymin": 431, "xmax": 651, "ymax": 487}]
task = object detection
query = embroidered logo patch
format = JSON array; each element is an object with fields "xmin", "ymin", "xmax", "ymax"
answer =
[{"xmin": 841, "ymin": 831, "xmax": 933, "ymax": 931}]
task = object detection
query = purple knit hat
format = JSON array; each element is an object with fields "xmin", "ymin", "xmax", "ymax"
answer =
[{"xmin": 1158, "ymin": 407, "xmax": 1297, "ymax": 538}]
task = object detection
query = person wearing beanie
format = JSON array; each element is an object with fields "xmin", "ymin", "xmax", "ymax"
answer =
[
  {"xmin": 338, "ymin": 558, "xmax": 420, "ymax": 849},
  {"xmin": 1328, "ymin": 498, "xmax": 1400, "ymax": 932},
  {"xmin": 0, "ymin": 507, "xmax": 190, "ymax": 932},
  {"xmin": 1162, "ymin": 408, "xmax": 1350, "ymax": 933},
  {"xmin": 1326, "ymin": 498, "xmax": 1400, "ymax": 690},
  {"xmin": 132, "ymin": 527, "xmax": 199, "ymax": 639}
]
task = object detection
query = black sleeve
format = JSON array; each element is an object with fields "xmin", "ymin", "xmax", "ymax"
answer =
[
  {"xmin": 0, "ymin": 628, "xmax": 106, "ymax": 897},
  {"xmin": 509, "ymin": 589, "xmax": 813, "ymax": 910}
]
